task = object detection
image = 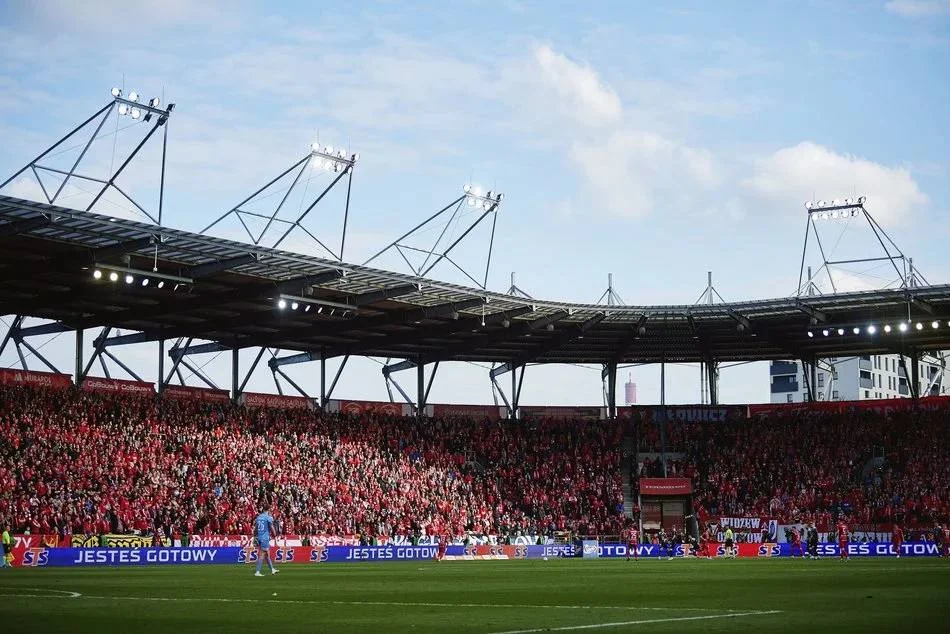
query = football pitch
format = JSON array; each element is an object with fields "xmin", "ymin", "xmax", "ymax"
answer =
[{"xmin": 2, "ymin": 558, "xmax": 948, "ymax": 633}]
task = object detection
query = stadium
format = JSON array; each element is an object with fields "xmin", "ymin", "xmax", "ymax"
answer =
[{"xmin": 2, "ymin": 4, "xmax": 949, "ymax": 633}]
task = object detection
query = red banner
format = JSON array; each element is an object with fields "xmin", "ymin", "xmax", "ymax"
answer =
[
  {"xmin": 241, "ymin": 392, "xmax": 311, "ymax": 410},
  {"xmin": 81, "ymin": 376, "xmax": 154, "ymax": 395},
  {"xmin": 432, "ymin": 403, "xmax": 503, "ymax": 421},
  {"xmin": 162, "ymin": 385, "xmax": 231, "ymax": 402},
  {"xmin": 9, "ymin": 534, "xmax": 60, "ymax": 566},
  {"xmin": 0, "ymin": 368, "xmax": 72, "ymax": 389},
  {"xmin": 520, "ymin": 406, "xmax": 604, "ymax": 421},
  {"xmin": 640, "ymin": 477, "xmax": 693, "ymax": 495},
  {"xmin": 748, "ymin": 395, "xmax": 950, "ymax": 417},
  {"xmin": 332, "ymin": 400, "xmax": 407, "ymax": 416}
]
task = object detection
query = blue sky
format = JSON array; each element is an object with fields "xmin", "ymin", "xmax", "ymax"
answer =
[{"xmin": 1, "ymin": 0, "xmax": 948, "ymax": 406}]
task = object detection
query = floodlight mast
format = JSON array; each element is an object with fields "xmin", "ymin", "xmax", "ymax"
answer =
[
  {"xmin": 0, "ymin": 87, "xmax": 174, "ymax": 226},
  {"xmin": 795, "ymin": 196, "xmax": 925, "ymax": 297},
  {"xmin": 199, "ymin": 143, "xmax": 359, "ymax": 261},
  {"xmin": 363, "ymin": 184, "xmax": 504, "ymax": 290}
]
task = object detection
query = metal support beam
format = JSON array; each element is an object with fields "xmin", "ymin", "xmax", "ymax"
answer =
[
  {"xmin": 101, "ymin": 348, "xmax": 144, "ymax": 382},
  {"xmin": 273, "ymin": 367, "xmax": 311, "ymax": 400},
  {"xmin": 179, "ymin": 358, "xmax": 219, "ymax": 390},
  {"xmin": 75, "ymin": 328, "xmax": 83, "ymax": 383},
  {"xmin": 189, "ymin": 253, "xmax": 257, "ymax": 279},
  {"xmin": 79, "ymin": 327, "xmax": 112, "ymax": 382},
  {"xmin": 162, "ymin": 337, "xmax": 192, "ymax": 391},
  {"xmin": 238, "ymin": 347, "xmax": 267, "ymax": 395},
  {"xmin": 157, "ymin": 338, "xmax": 164, "ymax": 392},
  {"xmin": 231, "ymin": 347, "xmax": 239, "ymax": 400},
  {"xmin": 417, "ymin": 360, "xmax": 425, "ymax": 416},
  {"xmin": 605, "ymin": 362, "xmax": 617, "ymax": 419},
  {"xmin": 706, "ymin": 358, "xmax": 719, "ymax": 405}
]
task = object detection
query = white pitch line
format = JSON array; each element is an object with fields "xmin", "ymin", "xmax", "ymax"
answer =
[
  {"xmin": 489, "ymin": 610, "xmax": 784, "ymax": 634},
  {"xmin": 0, "ymin": 587, "xmax": 82, "ymax": 599},
  {"xmin": 32, "ymin": 593, "xmax": 764, "ymax": 615}
]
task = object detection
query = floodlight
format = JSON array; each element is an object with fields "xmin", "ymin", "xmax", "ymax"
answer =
[
  {"xmin": 805, "ymin": 202, "xmax": 813, "ymax": 210},
  {"xmin": 325, "ymin": 145, "xmax": 334, "ymax": 155},
  {"xmin": 129, "ymin": 91, "xmax": 139, "ymax": 102},
  {"xmin": 852, "ymin": 327, "xmax": 860, "ymax": 335},
  {"xmin": 92, "ymin": 269, "xmax": 103, "ymax": 280},
  {"xmin": 141, "ymin": 278, "xmax": 149, "ymax": 287},
  {"xmin": 463, "ymin": 184, "xmax": 472, "ymax": 193},
  {"xmin": 304, "ymin": 304, "xmax": 311, "ymax": 312},
  {"xmin": 124, "ymin": 274, "xmax": 134, "ymax": 284},
  {"xmin": 837, "ymin": 328, "xmax": 845, "ymax": 335},
  {"xmin": 109, "ymin": 271, "xmax": 119, "ymax": 282},
  {"xmin": 337, "ymin": 149, "xmax": 345, "ymax": 158},
  {"xmin": 473, "ymin": 186, "xmax": 483, "ymax": 197},
  {"xmin": 822, "ymin": 329, "xmax": 829, "ymax": 336},
  {"xmin": 149, "ymin": 97, "xmax": 160, "ymax": 107},
  {"xmin": 916, "ymin": 322, "xmax": 924, "ymax": 330},
  {"xmin": 867, "ymin": 325, "xmax": 876, "ymax": 334},
  {"xmin": 352, "ymin": 153, "xmax": 360, "ymax": 162},
  {"xmin": 118, "ymin": 104, "xmax": 129, "ymax": 115},
  {"xmin": 497, "ymin": 193, "xmax": 504, "ymax": 201},
  {"xmin": 130, "ymin": 108, "xmax": 141, "ymax": 120},
  {"xmin": 277, "ymin": 299, "xmax": 287, "ymax": 309},
  {"xmin": 291, "ymin": 302, "xmax": 299, "ymax": 310},
  {"xmin": 807, "ymin": 331, "xmax": 814, "ymax": 338},
  {"xmin": 157, "ymin": 281, "xmax": 165, "ymax": 289},
  {"xmin": 932, "ymin": 321, "xmax": 939, "ymax": 329},
  {"xmin": 899, "ymin": 322, "xmax": 908, "ymax": 332},
  {"xmin": 311, "ymin": 142, "xmax": 320, "ymax": 152},
  {"xmin": 884, "ymin": 324, "xmax": 891, "ymax": 333},
  {"xmin": 858, "ymin": 196, "xmax": 866, "ymax": 204},
  {"xmin": 111, "ymin": 87, "xmax": 122, "ymax": 98},
  {"xmin": 467, "ymin": 198, "xmax": 476, "ymax": 207},
  {"xmin": 831, "ymin": 211, "xmax": 839, "ymax": 219},
  {"xmin": 487, "ymin": 190, "xmax": 494, "ymax": 199}
]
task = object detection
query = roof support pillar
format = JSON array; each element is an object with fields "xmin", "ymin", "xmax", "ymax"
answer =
[
  {"xmin": 75, "ymin": 328, "xmax": 84, "ymax": 385},
  {"xmin": 605, "ymin": 362, "xmax": 618, "ymax": 419},
  {"xmin": 705, "ymin": 357, "xmax": 719, "ymax": 406},
  {"xmin": 232, "ymin": 347, "xmax": 240, "ymax": 401}
]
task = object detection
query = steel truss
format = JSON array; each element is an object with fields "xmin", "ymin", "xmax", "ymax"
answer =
[
  {"xmin": 363, "ymin": 188, "xmax": 502, "ymax": 290},
  {"xmin": 796, "ymin": 198, "xmax": 927, "ymax": 297},
  {"xmin": 381, "ymin": 358, "xmax": 440, "ymax": 415},
  {"xmin": 200, "ymin": 147, "xmax": 356, "ymax": 261},
  {"xmin": 0, "ymin": 92, "xmax": 174, "ymax": 225}
]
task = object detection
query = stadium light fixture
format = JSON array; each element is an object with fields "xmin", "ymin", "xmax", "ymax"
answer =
[
  {"xmin": 291, "ymin": 301, "xmax": 299, "ymax": 310},
  {"xmin": 92, "ymin": 269, "xmax": 103, "ymax": 280},
  {"xmin": 310, "ymin": 142, "xmax": 358, "ymax": 173},
  {"xmin": 932, "ymin": 320, "xmax": 939, "ymax": 329},
  {"xmin": 805, "ymin": 197, "xmax": 865, "ymax": 219},
  {"xmin": 463, "ymin": 184, "xmax": 503, "ymax": 211},
  {"xmin": 277, "ymin": 293, "xmax": 358, "ymax": 313},
  {"xmin": 157, "ymin": 281, "xmax": 165, "ymax": 289},
  {"xmin": 837, "ymin": 328, "xmax": 845, "ymax": 335},
  {"xmin": 807, "ymin": 330, "xmax": 814, "ymax": 338},
  {"xmin": 852, "ymin": 327, "xmax": 860, "ymax": 335},
  {"xmin": 124, "ymin": 274, "xmax": 134, "ymax": 284},
  {"xmin": 111, "ymin": 87, "xmax": 122, "ymax": 98},
  {"xmin": 92, "ymin": 263, "xmax": 192, "ymax": 285},
  {"xmin": 109, "ymin": 271, "xmax": 119, "ymax": 282},
  {"xmin": 916, "ymin": 322, "xmax": 924, "ymax": 330},
  {"xmin": 141, "ymin": 278, "xmax": 149, "ymax": 287},
  {"xmin": 822, "ymin": 329, "xmax": 829, "ymax": 336},
  {"xmin": 899, "ymin": 322, "xmax": 908, "ymax": 332},
  {"xmin": 277, "ymin": 299, "xmax": 287, "ymax": 310},
  {"xmin": 867, "ymin": 325, "xmax": 877, "ymax": 334},
  {"xmin": 128, "ymin": 91, "xmax": 139, "ymax": 103},
  {"xmin": 884, "ymin": 324, "xmax": 892, "ymax": 333}
]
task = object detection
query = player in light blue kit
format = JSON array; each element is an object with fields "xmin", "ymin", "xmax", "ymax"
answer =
[{"xmin": 254, "ymin": 503, "xmax": 279, "ymax": 577}]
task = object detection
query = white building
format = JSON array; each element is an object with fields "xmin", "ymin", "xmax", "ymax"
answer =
[{"xmin": 769, "ymin": 353, "xmax": 949, "ymax": 403}]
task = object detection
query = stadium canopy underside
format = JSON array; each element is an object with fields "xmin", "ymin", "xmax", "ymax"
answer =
[{"xmin": 3, "ymin": 194, "xmax": 950, "ymax": 367}]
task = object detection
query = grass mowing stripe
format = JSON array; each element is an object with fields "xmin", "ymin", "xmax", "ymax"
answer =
[{"xmin": 489, "ymin": 610, "xmax": 785, "ymax": 633}]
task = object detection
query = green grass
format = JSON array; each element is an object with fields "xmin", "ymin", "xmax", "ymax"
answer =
[{"xmin": 1, "ymin": 559, "xmax": 948, "ymax": 633}]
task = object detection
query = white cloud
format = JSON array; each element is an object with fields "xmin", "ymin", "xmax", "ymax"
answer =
[
  {"xmin": 744, "ymin": 141, "xmax": 927, "ymax": 225},
  {"xmin": 532, "ymin": 44, "xmax": 622, "ymax": 126},
  {"xmin": 570, "ymin": 129, "xmax": 723, "ymax": 217},
  {"xmin": 885, "ymin": 0, "xmax": 950, "ymax": 17}
]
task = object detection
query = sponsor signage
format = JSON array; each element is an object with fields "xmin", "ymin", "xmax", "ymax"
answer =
[
  {"xmin": 81, "ymin": 377, "xmax": 154, "ymax": 395},
  {"xmin": 640, "ymin": 477, "xmax": 693, "ymax": 495},
  {"xmin": 0, "ymin": 368, "xmax": 72, "ymax": 389},
  {"xmin": 520, "ymin": 406, "xmax": 604, "ymax": 421},
  {"xmin": 162, "ymin": 385, "xmax": 231, "ymax": 402},
  {"xmin": 70, "ymin": 534, "xmax": 169, "ymax": 548},
  {"xmin": 329, "ymin": 400, "xmax": 410, "ymax": 416},
  {"xmin": 241, "ymin": 392, "xmax": 311, "ymax": 410},
  {"xmin": 631, "ymin": 405, "xmax": 748, "ymax": 423},
  {"xmin": 714, "ymin": 517, "xmax": 778, "ymax": 543},
  {"xmin": 432, "ymin": 403, "xmax": 504, "ymax": 421}
]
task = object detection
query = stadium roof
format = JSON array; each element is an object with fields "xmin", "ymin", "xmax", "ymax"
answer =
[{"xmin": 2, "ymin": 194, "xmax": 950, "ymax": 366}]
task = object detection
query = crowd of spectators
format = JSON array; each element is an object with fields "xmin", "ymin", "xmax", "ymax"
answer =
[
  {"xmin": 0, "ymin": 385, "xmax": 625, "ymax": 541},
  {"xmin": 634, "ymin": 409, "xmax": 950, "ymax": 531}
]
